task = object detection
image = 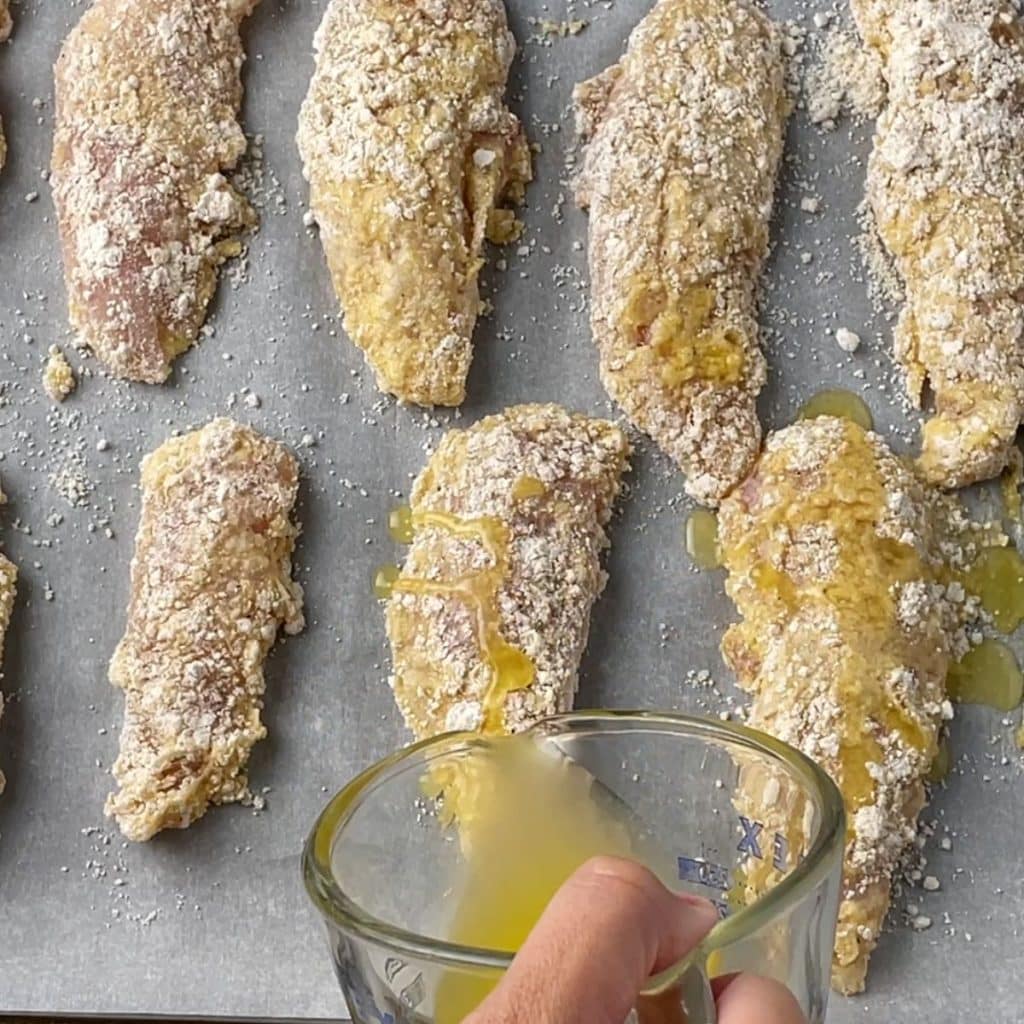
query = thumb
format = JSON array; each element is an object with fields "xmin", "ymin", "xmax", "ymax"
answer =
[
  {"xmin": 465, "ymin": 855, "xmax": 719, "ymax": 1024},
  {"xmin": 714, "ymin": 973, "xmax": 807, "ymax": 1024}
]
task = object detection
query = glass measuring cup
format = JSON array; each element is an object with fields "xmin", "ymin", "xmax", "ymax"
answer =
[{"xmin": 304, "ymin": 711, "xmax": 845, "ymax": 1024}]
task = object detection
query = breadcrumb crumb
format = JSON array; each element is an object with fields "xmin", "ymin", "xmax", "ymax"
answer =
[{"xmin": 42, "ymin": 346, "xmax": 76, "ymax": 403}]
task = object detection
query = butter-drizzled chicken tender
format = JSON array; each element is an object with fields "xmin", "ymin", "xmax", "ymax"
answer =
[
  {"xmin": 0, "ymin": 1, "xmax": 12, "ymax": 170},
  {"xmin": 297, "ymin": 0, "xmax": 531, "ymax": 407},
  {"xmin": 855, "ymin": 0, "xmax": 1024, "ymax": 487},
  {"xmin": 574, "ymin": 0, "xmax": 788, "ymax": 505},
  {"xmin": 719, "ymin": 417, "xmax": 982, "ymax": 993},
  {"xmin": 0, "ymin": 482, "xmax": 15, "ymax": 796},
  {"xmin": 384, "ymin": 404, "xmax": 629, "ymax": 739},
  {"xmin": 52, "ymin": 0, "xmax": 259, "ymax": 383},
  {"xmin": 107, "ymin": 419, "xmax": 304, "ymax": 841}
]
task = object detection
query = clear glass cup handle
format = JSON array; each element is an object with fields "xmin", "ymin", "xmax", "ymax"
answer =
[
  {"xmin": 632, "ymin": 956, "xmax": 717, "ymax": 1024},
  {"xmin": 678, "ymin": 959, "xmax": 717, "ymax": 1023}
]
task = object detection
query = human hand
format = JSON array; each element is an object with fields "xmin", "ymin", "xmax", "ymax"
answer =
[{"xmin": 464, "ymin": 856, "xmax": 807, "ymax": 1024}]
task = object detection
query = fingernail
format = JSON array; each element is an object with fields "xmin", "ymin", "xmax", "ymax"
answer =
[{"xmin": 674, "ymin": 891, "xmax": 720, "ymax": 927}]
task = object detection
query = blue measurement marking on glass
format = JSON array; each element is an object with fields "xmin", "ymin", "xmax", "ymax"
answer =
[
  {"xmin": 335, "ymin": 949, "xmax": 416, "ymax": 1024},
  {"xmin": 336, "ymin": 963, "xmax": 398, "ymax": 1024},
  {"xmin": 677, "ymin": 854, "xmax": 730, "ymax": 891},
  {"xmin": 772, "ymin": 832, "xmax": 789, "ymax": 872},
  {"xmin": 676, "ymin": 815, "xmax": 794, "ymax": 911},
  {"xmin": 737, "ymin": 816, "xmax": 764, "ymax": 858},
  {"xmin": 734, "ymin": 815, "xmax": 792, "ymax": 868}
]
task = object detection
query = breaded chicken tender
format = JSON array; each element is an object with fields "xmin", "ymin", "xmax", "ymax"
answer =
[
  {"xmin": 855, "ymin": 0, "xmax": 1024, "ymax": 487},
  {"xmin": 0, "ymin": 1, "xmax": 13, "ymax": 170},
  {"xmin": 52, "ymin": 0, "xmax": 259, "ymax": 383},
  {"xmin": 298, "ymin": 0, "xmax": 531, "ymax": 407},
  {"xmin": 384, "ymin": 404, "xmax": 629, "ymax": 739},
  {"xmin": 107, "ymin": 419, "xmax": 304, "ymax": 841},
  {"xmin": 575, "ymin": 0, "xmax": 788, "ymax": 504},
  {"xmin": 0, "ymin": 522, "xmax": 15, "ymax": 797},
  {"xmin": 719, "ymin": 416, "xmax": 981, "ymax": 993}
]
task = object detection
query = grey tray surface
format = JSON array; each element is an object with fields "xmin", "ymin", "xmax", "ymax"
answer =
[{"xmin": 0, "ymin": 0, "xmax": 1020, "ymax": 1020}]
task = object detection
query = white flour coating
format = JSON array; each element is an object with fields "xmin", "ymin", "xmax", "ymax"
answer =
[
  {"xmin": 51, "ymin": 0, "xmax": 259, "ymax": 384},
  {"xmin": 806, "ymin": 24, "xmax": 886, "ymax": 126}
]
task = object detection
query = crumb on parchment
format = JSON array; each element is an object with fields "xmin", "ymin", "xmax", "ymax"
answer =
[{"xmin": 42, "ymin": 346, "xmax": 76, "ymax": 403}]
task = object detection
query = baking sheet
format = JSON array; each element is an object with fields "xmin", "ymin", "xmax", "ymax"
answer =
[{"xmin": 0, "ymin": 0, "xmax": 1021, "ymax": 1019}]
